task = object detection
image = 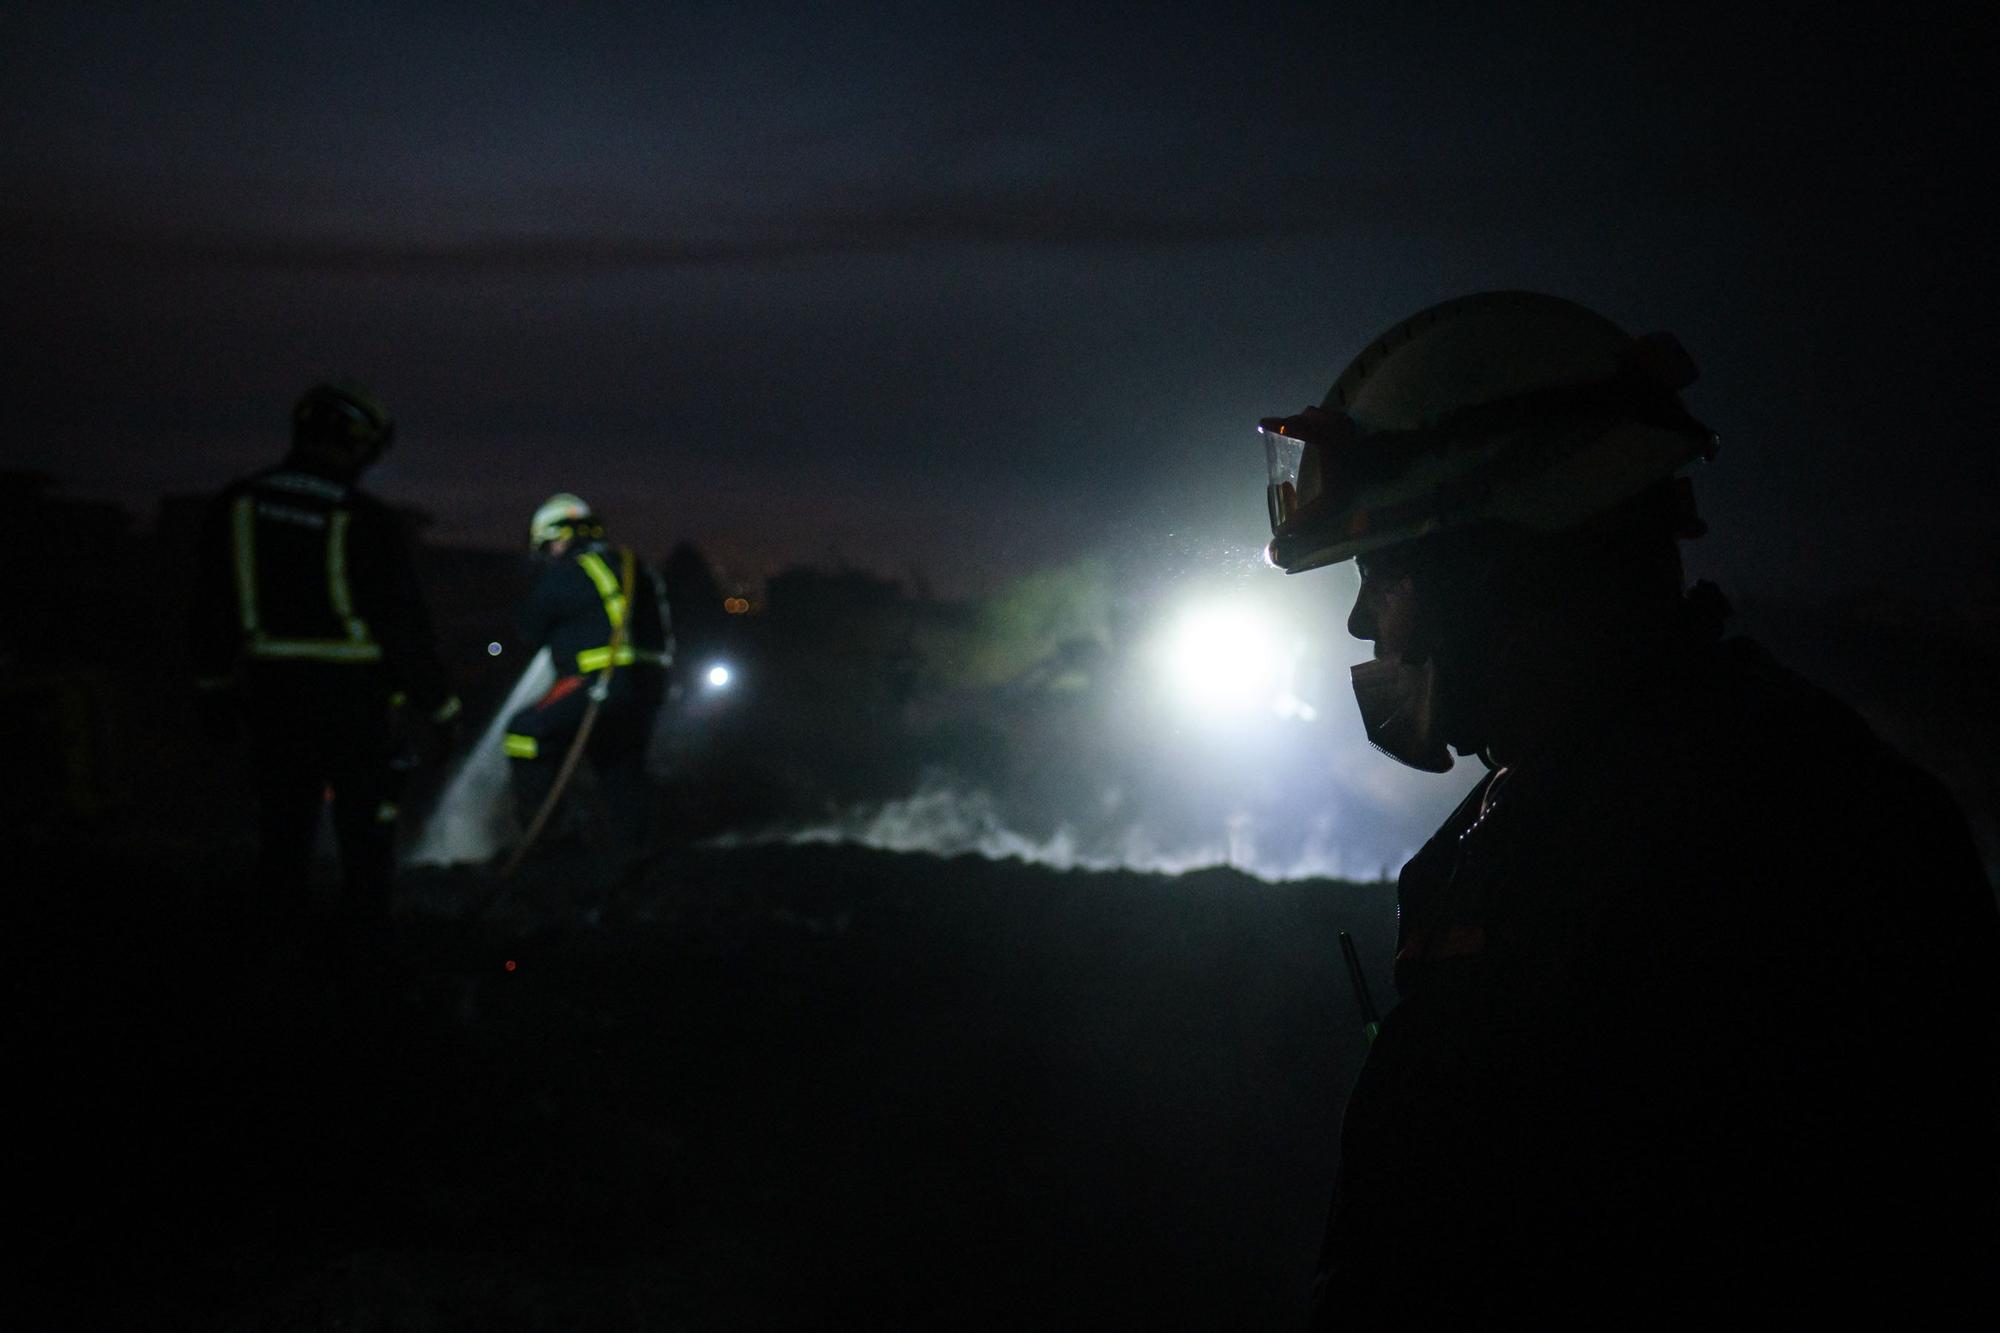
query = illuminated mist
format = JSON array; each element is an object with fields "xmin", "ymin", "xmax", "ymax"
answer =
[
  {"xmin": 714, "ymin": 579, "xmax": 1477, "ymax": 883},
  {"xmin": 735, "ymin": 777, "xmax": 1380, "ymax": 881},
  {"xmin": 403, "ymin": 564, "xmax": 1485, "ymax": 883}
]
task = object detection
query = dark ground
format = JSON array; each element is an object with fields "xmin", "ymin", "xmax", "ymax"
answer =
[{"xmin": 14, "ymin": 840, "xmax": 1391, "ymax": 1330}]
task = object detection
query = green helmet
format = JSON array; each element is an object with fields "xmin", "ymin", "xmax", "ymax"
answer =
[{"xmin": 1258, "ymin": 292, "xmax": 1716, "ymax": 574}]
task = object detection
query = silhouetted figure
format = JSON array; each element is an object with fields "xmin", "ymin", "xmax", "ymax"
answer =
[
  {"xmin": 1252, "ymin": 293, "xmax": 1999, "ymax": 1327},
  {"xmin": 505, "ymin": 493, "xmax": 671, "ymax": 880},
  {"xmin": 192, "ymin": 382, "xmax": 460, "ymax": 922},
  {"xmin": 661, "ymin": 539, "xmax": 728, "ymax": 656}
]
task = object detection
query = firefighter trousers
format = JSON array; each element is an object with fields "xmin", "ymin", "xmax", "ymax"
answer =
[
  {"xmin": 242, "ymin": 667, "xmax": 404, "ymax": 920},
  {"xmin": 504, "ymin": 671, "xmax": 658, "ymax": 858}
]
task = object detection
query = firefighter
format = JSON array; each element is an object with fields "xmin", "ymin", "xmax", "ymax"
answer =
[
  {"xmin": 1252, "ymin": 293, "xmax": 1999, "ymax": 1327},
  {"xmin": 192, "ymin": 380, "xmax": 460, "ymax": 921},
  {"xmin": 505, "ymin": 493, "xmax": 671, "ymax": 875}
]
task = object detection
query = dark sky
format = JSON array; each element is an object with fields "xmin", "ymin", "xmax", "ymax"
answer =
[{"xmin": 5, "ymin": 1, "xmax": 1991, "ymax": 601}]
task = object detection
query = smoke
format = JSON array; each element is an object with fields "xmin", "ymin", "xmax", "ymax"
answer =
[
  {"xmin": 715, "ymin": 773, "xmax": 1421, "ymax": 882},
  {"xmin": 404, "ymin": 648, "xmax": 555, "ymax": 866},
  {"xmin": 399, "ymin": 562, "xmax": 1481, "ymax": 883}
]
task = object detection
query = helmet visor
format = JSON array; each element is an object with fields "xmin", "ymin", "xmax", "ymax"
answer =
[
  {"xmin": 1263, "ymin": 427, "xmax": 1304, "ymax": 533},
  {"xmin": 1258, "ymin": 408, "xmax": 1359, "ymax": 535}
]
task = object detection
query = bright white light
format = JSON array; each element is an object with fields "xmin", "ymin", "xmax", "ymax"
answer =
[
  {"xmin": 705, "ymin": 664, "xmax": 732, "ymax": 689},
  {"xmin": 487, "ymin": 642, "xmax": 503, "ymax": 656},
  {"xmin": 1160, "ymin": 603, "xmax": 1285, "ymax": 715},
  {"xmin": 1274, "ymin": 693, "xmax": 1318, "ymax": 722}
]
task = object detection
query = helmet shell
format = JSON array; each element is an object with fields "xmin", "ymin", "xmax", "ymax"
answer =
[
  {"xmin": 529, "ymin": 492, "xmax": 596, "ymax": 549},
  {"xmin": 1266, "ymin": 291, "xmax": 1714, "ymax": 573},
  {"xmin": 293, "ymin": 380, "xmax": 393, "ymax": 454},
  {"xmin": 1332, "ymin": 292, "xmax": 1634, "ymax": 432}
]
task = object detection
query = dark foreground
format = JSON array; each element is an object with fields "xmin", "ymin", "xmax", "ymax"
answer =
[{"xmin": 16, "ymin": 842, "xmax": 1391, "ymax": 1330}]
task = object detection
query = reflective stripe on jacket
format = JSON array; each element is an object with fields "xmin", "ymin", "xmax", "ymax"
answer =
[
  {"xmin": 230, "ymin": 493, "xmax": 383, "ymax": 662},
  {"xmin": 191, "ymin": 463, "xmax": 456, "ymax": 714},
  {"xmin": 515, "ymin": 542, "xmax": 673, "ymax": 680}
]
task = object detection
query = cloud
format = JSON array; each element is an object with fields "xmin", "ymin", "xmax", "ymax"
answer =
[
  {"xmin": 15, "ymin": 122, "xmax": 1923, "ymax": 286},
  {"xmin": 2, "ymin": 171, "xmax": 1486, "ymax": 278}
]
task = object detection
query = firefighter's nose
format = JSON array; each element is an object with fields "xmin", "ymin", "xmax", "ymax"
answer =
[{"xmin": 1347, "ymin": 581, "xmax": 1378, "ymax": 643}]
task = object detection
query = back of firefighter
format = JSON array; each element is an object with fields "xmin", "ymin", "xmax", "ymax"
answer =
[
  {"xmin": 191, "ymin": 381, "xmax": 459, "ymax": 921},
  {"xmin": 505, "ymin": 493, "xmax": 671, "ymax": 867}
]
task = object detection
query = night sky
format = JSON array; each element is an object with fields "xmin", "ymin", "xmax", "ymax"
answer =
[{"xmin": 6, "ymin": 2, "xmax": 1990, "ymax": 602}]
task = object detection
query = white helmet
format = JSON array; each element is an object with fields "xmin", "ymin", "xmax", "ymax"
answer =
[
  {"xmin": 528, "ymin": 492, "xmax": 600, "ymax": 550},
  {"xmin": 1259, "ymin": 291, "xmax": 1717, "ymax": 574}
]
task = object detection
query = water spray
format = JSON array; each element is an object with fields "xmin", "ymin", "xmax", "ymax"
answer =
[{"xmin": 405, "ymin": 647, "xmax": 555, "ymax": 866}]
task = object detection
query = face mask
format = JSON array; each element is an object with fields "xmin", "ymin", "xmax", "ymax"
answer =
[{"xmin": 1351, "ymin": 653, "xmax": 1455, "ymax": 772}]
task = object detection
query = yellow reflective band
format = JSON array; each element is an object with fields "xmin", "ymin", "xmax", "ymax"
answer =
[
  {"xmin": 375, "ymin": 802, "xmax": 399, "ymax": 823},
  {"xmin": 577, "ymin": 552, "xmax": 626, "ymax": 630},
  {"xmin": 504, "ymin": 734, "xmax": 539, "ymax": 759},
  {"xmin": 247, "ymin": 639, "xmax": 386, "ymax": 662},
  {"xmin": 231, "ymin": 495, "xmax": 260, "ymax": 634},
  {"xmin": 234, "ymin": 494, "xmax": 377, "ymax": 659},
  {"xmin": 327, "ymin": 509, "xmax": 357, "ymax": 637},
  {"xmin": 574, "ymin": 644, "xmax": 666, "ymax": 673},
  {"xmin": 326, "ymin": 509, "xmax": 374, "ymax": 645},
  {"xmin": 195, "ymin": 675, "xmax": 235, "ymax": 692},
  {"xmin": 431, "ymin": 695, "xmax": 463, "ymax": 724},
  {"xmin": 583, "ymin": 646, "xmax": 668, "ymax": 672}
]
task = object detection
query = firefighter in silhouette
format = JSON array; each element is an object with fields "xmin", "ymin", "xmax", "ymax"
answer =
[
  {"xmin": 504, "ymin": 494, "xmax": 671, "ymax": 873},
  {"xmin": 192, "ymin": 380, "xmax": 460, "ymax": 920},
  {"xmin": 1250, "ymin": 293, "xmax": 1999, "ymax": 1328}
]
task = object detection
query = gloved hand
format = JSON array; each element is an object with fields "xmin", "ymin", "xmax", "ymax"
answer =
[{"xmin": 195, "ymin": 688, "xmax": 240, "ymax": 745}]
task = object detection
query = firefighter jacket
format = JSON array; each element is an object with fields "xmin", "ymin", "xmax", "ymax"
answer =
[
  {"xmin": 516, "ymin": 541, "xmax": 672, "ymax": 694},
  {"xmin": 1313, "ymin": 635, "xmax": 2000, "ymax": 1329},
  {"xmin": 192, "ymin": 460, "xmax": 456, "ymax": 719}
]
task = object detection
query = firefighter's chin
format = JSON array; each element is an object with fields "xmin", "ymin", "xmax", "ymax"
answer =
[{"xmin": 1350, "ymin": 654, "xmax": 1455, "ymax": 773}]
